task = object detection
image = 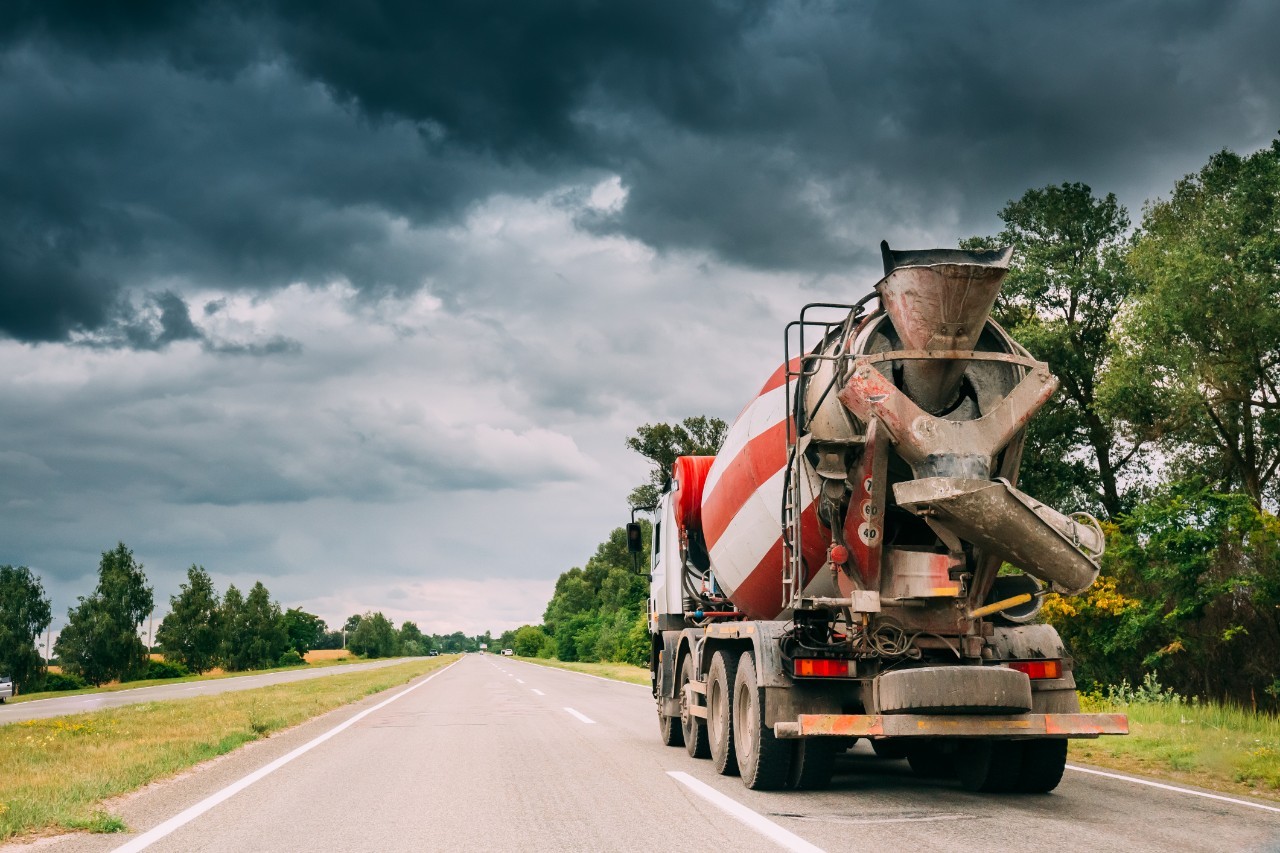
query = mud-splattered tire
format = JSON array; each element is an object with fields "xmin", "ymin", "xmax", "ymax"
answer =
[
  {"xmin": 788, "ymin": 739, "xmax": 837, "ymax": 790},
  {"xmin": 1016, "ymin": 739, "xmax": 1067, "ymax": 793},
  {"xmin": 956, "ymin": 739, "xmax": 1025, "ymax": 793},
  {"xmin": 906, "ymin": 743, "xmax": 953, "ymax": 778},
  {"xmin": 707, "ymin": 651, "xmax": 739, "ymax": 776},
  {"xmin": 733, "ymin": 651, "xmax": 792, "ymax": 790},
  {"xmin": 658, "ymin": 709, "xmax": 684, "ymax": 747},
  {"xmin": 680, "ymin": 654, "xmax": 710, "ymax": 759}
]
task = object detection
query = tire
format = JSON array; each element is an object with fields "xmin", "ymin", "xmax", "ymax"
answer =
[
  {"xmin": 956, "ymin": 739, "xmax": 1025, "ymax": 793},
  {"xmin": 658, "ymin": 709, "xmax": 684, "ymax": 747},
  {"xmin": 788, "ymin": 739, "xmax": 837, "ymax": 790},
  {"xmin": 680, "ymin": 654, "xmax": 710, "ymax": 759},
  {"xmin": 1016, "ymin": 739, "xmax": 1067, "ymax": 793},
  {"xmin": 733, "ymin": 651, "xmax": 792, "ymax": 790},
  {"xmin": 878, "ymin": 666, "xmax": 1032, "ymax": 715},
  {"xmin": 870, "ymin": 739, "xmax": 909, "ymax": 760},
  {"xmin": 707, "ymin": 651, "xmax": 739, "ymax": 776},
  {"xmin": 906, "ymin": 743, "xmax": 954, "ymax": 778}
]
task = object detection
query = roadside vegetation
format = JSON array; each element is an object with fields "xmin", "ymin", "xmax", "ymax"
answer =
[
  {"xmin": 0, "ymin": 656, "xmax": 455, "ymax": 841},
  {"xmin": 514, "ymin": 657, "xmax": 649, "ymax": 686}
]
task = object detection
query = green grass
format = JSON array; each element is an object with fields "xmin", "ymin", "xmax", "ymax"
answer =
[
  {"xmin": 1072, "ymin": 696, "xmax": 1280, "ymax": 802},
  {"xmin": 0, "ymin": 655, "xmax": 456, "ymax": 841},
  {"xmin": 8, "ymin": 655, "xmax": 393, "ymax": 704},
  {"xmin": 513, "ymin": 657, "xmax": 650, "ymax": 686}
]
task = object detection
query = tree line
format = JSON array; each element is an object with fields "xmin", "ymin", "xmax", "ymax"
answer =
[
  {"xmin": 0, "ymin": 542, "xmax": 483, "ymax": 694},
  {"xmin": 505, "ymin": 139, "xmax": 1280, "ymax": 710}
]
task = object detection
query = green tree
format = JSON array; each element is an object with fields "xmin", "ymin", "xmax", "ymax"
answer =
[
  {"xmin": 398, "ymin": 620, "xmax": 426, "ymax": 655},
  {"xmin": 349, "ymin": 611, "xmax": 399, "ymax": 657},
  {"xmin": 156, "ymin": 565, "xmax": 221, "ymax": 674},
  {"xmin": 235, "ymin": 582, "xmax": 288, "ymax": 670},
  {"xmin": 512, "ymin": 625, "xmax": 553, "ymax": 657},
  {"xmin": 626, "ymin": 416, "xmax": 727, "ymax": 507},
  {"xmin": 55, "ymin": 543, "xmax": 154, "ymax": 685},
  {"xmin": 218, "ymin": 584, "xmax": 247, "ymax": 670},
  {"xmin": 282, "ymin": 607, "xmax": 326, "ymax": 656},
  {"xmin": 965, "ymin": 182, "xmax": 1139, "ymax": 517},
  {"xmin": 0, "ymin": 565, "xmax": 53, "ymax": 693},
  {"xmin": 1103, "ymin": 141, "xmax": 1280, "ymax": 507}
]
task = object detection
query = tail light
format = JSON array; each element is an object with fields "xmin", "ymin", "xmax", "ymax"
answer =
[
  {"xmin": 793, "ymin": 658, "xmax": 854, "ymax": 678},
  {"xmin": 1007, "ymin": 660, "xmax": 1062, "ymax": 680}
]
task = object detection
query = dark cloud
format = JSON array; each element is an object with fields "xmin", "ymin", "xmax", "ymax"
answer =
[{"xmin": 3, "ymin": 0, "xmax": 1278, "ymax": 344}]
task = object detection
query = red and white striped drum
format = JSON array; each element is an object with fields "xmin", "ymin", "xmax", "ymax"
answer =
[{"xmin": 699, "ymin": 359, "xmax": 832, "ymax": 620}]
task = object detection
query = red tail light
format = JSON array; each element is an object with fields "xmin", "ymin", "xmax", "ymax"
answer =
[
  {"xmin": 1007, "ymin": 660, "xmax": 1062, "ymax": 680},
  {"xmin": 793, "ymin": 658, "xmax": 853, "ymax": 678}
]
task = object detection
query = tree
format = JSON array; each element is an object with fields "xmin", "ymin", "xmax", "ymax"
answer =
[
  {"xmin": 511, "ymin": 625, "xmax": 552, "ymax": 657},
  {"xmin": 398, "ymin": 620, "xmax": 427, "ymax": 655},
  {"xmin": 219, "ymin": 584, "xmax": 247, "ymax": 670},
  {"xmin": 156, "ymin": 565, "xmax": 221, "ymax": 674},
  {"xmin": 283, "ymin": 607, "xmax": 326, "ymax": 656},
  {"xmin": 1104, "ymin": 141, "xmax": 1280, "ymax": 507},
  {"xmin": 225, "ymin": 581, "xmax": 289, "ymax": 670},
  {"xmin": 349, "ymin": 611, "xmax": 399, "ymax": 657},
  {"xmin": 0, "ymin": 565, "xmax": 53, "ymax": 693},
  {"xmin": 626, "ymin": 416, "xmax": 727, "ymax": 507},
  {"xmin": 964, "ymin": 182, "xmax": 1139, "ymax": 517},
  {"xmin": 55, "ymin": 543, "xmax": 154, "ymax": 685}
]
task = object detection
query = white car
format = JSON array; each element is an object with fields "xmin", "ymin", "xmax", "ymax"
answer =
[
  {"xmin": 501, "ymin": 648, "xmax": 514, "ymax": 656},
  {"xmin": 0, "ymin": 674, "xmax": 13, "ymax": 703}
]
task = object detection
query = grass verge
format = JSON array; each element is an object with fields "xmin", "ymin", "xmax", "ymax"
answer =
[
  {"xmin": 513, "ymin": 657, "xmax": 649, "ymax": 686},
  {"xmin": 1071, "ymin": 698, "xmax": 1280, "ymax": 803},
  {"xmin": 7, "ymin": 653, "xmax": 376, "ymax": 705},
  {"xmin": 0, "ymin": 655, "xmax": 456, "ymax": 841}
]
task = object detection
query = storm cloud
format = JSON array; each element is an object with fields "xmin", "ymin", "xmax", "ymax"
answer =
[{"xmin": 1, "ymin": 1, "xmax": 1276, "ymax": 631}]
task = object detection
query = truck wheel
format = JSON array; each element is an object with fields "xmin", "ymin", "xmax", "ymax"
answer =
[
  {"xmin": 956, "ymin": 739, "xmax": 1024, "ymax": 793},
  {"xmin": 680, "ymin": 654, "xmax": 710, "ymax": 759},
  {"xmin": 871, "ymin": 739, "xmax": 909, "ymax": 759},
  {"xmin": 788, "ymin": 739, "xmax": 836, "ymax": 790},
  {"xmin": 906, "ymin": 743, "xmax": 953, "ymax": 778},
  {"xmin": 707, "ymin": 650, "xmax": 739, "ymax": 776},
  {"xmin": 1016, "ymin": 739, "xmax": 1067, "ymax": 793},
  {"xmin": 733, "ymin": 651, "xmax": 791, "ymax": 790},
  {"xmin": 658, "ymin": 709, "xmax": 684, "ymax": 747}
]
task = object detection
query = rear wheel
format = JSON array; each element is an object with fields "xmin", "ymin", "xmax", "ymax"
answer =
[
  {"xmin": 658, "ymin": 708, "xmax": 684, "ymax": 747},
  {"xmin": 788, "ymin": 739, "xmax": 837, "ymax": 790},
  {"xmin": 733, "ymin": 651, "xmax": 792, "ymax": 790},
  {"xmin": 871, "ymin": 739, "xmax": 909, "ymax": 760},
  {"xmin": 707, "ymin": 651, "xmax": 739, "ymax": 776},
  {"xmin": 906, "ymin": 743, "xmax": 953, "ymax": 778},
  {"xmin": 956, "ymin": 739, "xmax": 1024, "ymax": 793},
  {"xmin": 1016, "ymin": 739, "xmax": 1067, "ymax": 793},
  {"xmin": 680, "ymin": 654, "xmax": 710, "ymax": 759}
]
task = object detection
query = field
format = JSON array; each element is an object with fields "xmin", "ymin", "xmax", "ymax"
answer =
[{"xmin": 0, "ymin": 656, "xmax": 455, "ymax": 841}]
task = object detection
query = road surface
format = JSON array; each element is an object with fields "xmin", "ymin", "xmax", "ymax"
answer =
[
  {"xmin": 8, "ymin": 654, "xmax": 1280, "ymax": 853},
  {"xmin": 0, "ymin": 658, "xmax": 426, "ymax": 724}
]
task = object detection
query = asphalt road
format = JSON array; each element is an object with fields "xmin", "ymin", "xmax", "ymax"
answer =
[
  {"xmin": 0, "ymin": 658, "xmax": 426, "ymax": 724},
  {"xmin": 8, "ymin": 655, "xmax": 1280, "ymax": 853}
]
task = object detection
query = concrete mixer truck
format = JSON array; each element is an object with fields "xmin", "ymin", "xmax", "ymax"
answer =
[{"xmin": 634, "ymin": 242, "xmax": 1127, "ymax": 793}]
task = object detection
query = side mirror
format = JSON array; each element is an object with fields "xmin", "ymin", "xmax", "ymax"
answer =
[{"xmin": 626, "ymin": 522, "xmax": 644, "ymax": 553}]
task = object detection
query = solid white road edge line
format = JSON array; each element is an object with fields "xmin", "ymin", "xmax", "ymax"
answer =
[
  {"xmin": 564, "ymin": 707, "xmax": 596, "ymax": 724},
  {"xmin": 667, "ymin": 772, "xmax": 828, "ymax": 853},
  {"xmin": 515, "ymin": 679, "xmax": 524, "ymax": 684},
  {"xmin": 1066, "ymin": 764, "xmax": 1280, "ymax": 814},
  {"xmin": 108, "ymin": 660, "xmax": 459, "ymax": 853},
  {"xmin": 509, "ymin": 657, "xmax": 648, "ymax": 689}
]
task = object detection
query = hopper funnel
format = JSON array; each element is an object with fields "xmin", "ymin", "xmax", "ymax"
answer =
[{"xmin": 877, "ymin": 242, "xmax": 1014, "ymax": 414}]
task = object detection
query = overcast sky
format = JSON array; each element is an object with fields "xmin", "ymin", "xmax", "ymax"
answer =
[{"xmin": 2, "ymin": 1, "xmax": 1277, "ymax": 638}]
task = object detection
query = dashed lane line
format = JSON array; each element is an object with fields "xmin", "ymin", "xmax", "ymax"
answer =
[
  {"xmin": 667, "ymin": 772, "xmax": 827, "ymax": 853},
  {"xmin": 564, "ymin": 707, "xmax": 596, "ymax": 724}
]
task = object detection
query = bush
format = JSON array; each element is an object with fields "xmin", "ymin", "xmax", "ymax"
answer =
[
  {"xmin": 44, "ymin": 672, "xmax": 88, "ymax": 691},
  {"xmin": 277, "ymin": 649, "xmax": 306, "ymax": 667},
  {"xmin": 146, "ymin": 659, "xmax": 191, "ymax": 680}
]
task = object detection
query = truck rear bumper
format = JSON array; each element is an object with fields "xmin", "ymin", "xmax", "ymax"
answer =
[{"xmin": 774, "ymin": 712, "xmax": 1128, "ymax": 739}]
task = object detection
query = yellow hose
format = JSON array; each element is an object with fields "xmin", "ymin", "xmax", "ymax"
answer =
[{"xmin": 968, "ymin": 593, "xmax": 1033, "ymax": 620}]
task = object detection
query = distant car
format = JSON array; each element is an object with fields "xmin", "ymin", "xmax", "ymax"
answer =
[
  {"xmin": 501, "ymin": 648, "xmax": 514, "ymax": 656},
  {"xmin": 428, "ymin": 650, "xmax": 440, "ymax": 656},
  {"xmin": 0, "ymin": 674, "xmax": 13, "ymax": 703}
]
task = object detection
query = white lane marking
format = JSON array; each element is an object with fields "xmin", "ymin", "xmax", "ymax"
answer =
[
  {"xmin": 1066, "ymin": 764, "xmax": 1280, "ymax": 814},
  {"xmin": 184, "ymin": 687, "xmax": 200, "ymax": 691},
  {"xmin": 109, "ymin": 661, "xmax": 459, "ymax": 853},
  {"xmin": 508, "ymin": 658, "xmax": 648, "ymax": 689},
  {"xmin": 515, "ymin": 679, "xmax": 524, "ymax": 684},
  {"xmin": 532, "ymin": 689, "xmax": 545, "ymax": 696},
  {"xmin": 564, "ymin": 707, "xmax": 596, "ymax": 725},
  {"xmin": 667, "ymin": 772, "xmax": 826, "ymax": 853}
]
